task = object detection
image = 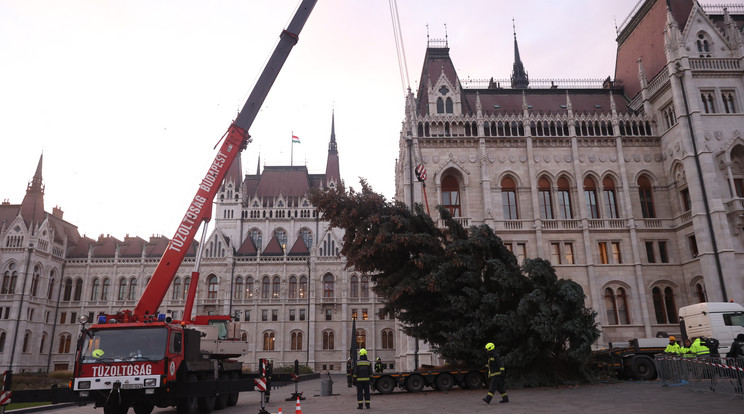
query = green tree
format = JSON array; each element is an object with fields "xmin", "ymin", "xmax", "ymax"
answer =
[{"xmin": 311, "ymin": 180, "xmax": 599, "ymax": 386}]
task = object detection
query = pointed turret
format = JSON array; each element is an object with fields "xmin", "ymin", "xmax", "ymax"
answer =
[
  {"xmin": 20, "ymin": 154, "xmax": 46, "ymax": 233},
  {"xmin": 325, "ymin": 111, "xmax": 340, "ymax": 187},
  {"xmin": 510, "ymin": 20, "xmax": 529, "ymax": 89}
]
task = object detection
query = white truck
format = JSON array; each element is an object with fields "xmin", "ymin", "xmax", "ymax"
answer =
[{"xmin": 678, "ymin": 301, "xmax": 744, "ymax": 354}]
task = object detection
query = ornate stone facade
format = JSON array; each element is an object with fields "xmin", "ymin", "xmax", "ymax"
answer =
[{"xmin": 395, "ymin": 0, "xmax": 744, "ymax": 345}]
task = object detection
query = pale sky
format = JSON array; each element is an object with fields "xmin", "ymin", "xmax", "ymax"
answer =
[{"xmin": 2, "ymin": 0, "xmax": 679, "ymax": 241}]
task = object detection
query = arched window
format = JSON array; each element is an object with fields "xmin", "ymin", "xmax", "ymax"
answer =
[
  {"xmin": 274, "ymin": 229, "xmax": 287, "ymax": 252},
  {"xmin": 40, "ymin": 332, "xmax": 47, "ymax": 354},
  {"xmin": 261, "ymin": 276, "xmax": 270, "ymax": 299},
  {"xmin": 250, "ymin": 229, "xmax": 263, "ymax": 251},
  {"xmin": 638, "ymin": 175, "xmax": 656, "ymax": 218},
  {"xmin": 272, "ymin": 276, "xmax": 281, "ymax": 298},
  {"xmin": 652, "ymin": 286, "xmax": 678, "ymax": 324},
  {"xmin": 350, "ymin": 275, "xmax": 359, "ymax": 298},
  {"xmin": 603, "ymin": 176, "xmax": 619, "ymax": 218},
  {"xmin": 289, "ymin": 276, "xmax": 297, "ymax": 299},
  {"xmin": 47, "ymin": 270, "xmax": 56, "ymax": 300},
  {"xmin": 441, "ymin": 175, "xmax": 461, "ymax": 217},
  {"xmin": 695, "ymin": 281, "xmax": 707, "ymax": 303},
  {"xmin": 323, "ymin": 274, "xmax": 334, "ymax": 298},
  {"xmin": 323, "ymin": 330, "xmax": 335, "ymax": 350},
  {"xmin": 73, "ymin": 278, "xmax": 83, "ymax": 301},
  {"xmin": 241, "ymin": 332, "xmax": 248, "ymax": 341},
  {"xmin": 291, "ymin": 331, "xmax": 303, "ymax": 351},
  {"xmin": 22, "ymin": 331, "xmax": 31, "ymax": 353},
  {"xmin": 301, "ymin": 229, "xmax": 313, "ymax": 249},
  {"xmin": 436, "ymin": 97, "xmax": 444, "ymax": 113},
  {"xmin": 183, "ymin": 277, "xmax": 191, "ymax": 300},
  {"xmin": 116, "ymin": 278, "xmax": 126, "ymax": 301},
  {"xmin": 355, "ymin": 329, "xmax": 367, "ymax": 350},
  {"xmin": 501, "ymin": 176, "xmax": 518, "ymax": 220},
  {"xmin": 263, "ymin": 331, "xmax": 276, "ymax": 351},
  {"xmin": 538, "ymin": 177, "xmax": 554, "ymax": 219},
  {"xmin": 58, "ymin": 333, "xmax": 72, "ymax": 353},
  {"xmin": 207, "ymin": 275, "xmax": 218, "ymax": 299},
  {"xmin": 557, "ymin": 177, "xmax": 572, "ymax": 219},
  {"xmin": 246, "ymin": 276, "xmax": 254, "ymax": 299},
  {"xmin": 584, "ymin": 177, "xmax": 599, "ymax": 219},
  {"xmin": 381, "ymin": 329, "xmax": 394, "ymax": 349},
  {"xmin": 172, "ymin": 277, "xmax": 181, "ymax": 300},
  {"xmin": 445, "ymin": 97, "xmax": 453, "ymax": 113},
  {"xmin": 101, "ymin": 278, "xmax": 110, "ymax": 301},
  {"xmin": 0, "ymin": 331, "xmax": 5, "ymax": 353},
  {"xmin": 30, "ymin": 265, "xmax": 40, "ymax": 297},
  {"xmin": 299, "ymin": 276, "xmax": 307, "ymax": 299},
  {"xmin": 235, "ymin": 277, "xmax": 245, "ymax": 299},
  {"xmin": 604, "ymin": 287, "xmax": 630, "ymax": 325},
  {"xmin": 63, "ymin": 278, "xmax": 73, "ymax": 301},
  {"xmin": 127, "ymin": 278, "xmax": 137, "ymax": 301},
  {"xmin": 2, "ymin": 263, "xmax": 18, "ymax": 294},
  {"xmin": 90, "ymin": 278, "xmax": 100, "ymax": 301},
  {"xmin": 360, "ymin": 275, "xmax": 369, "ymax": 298}
]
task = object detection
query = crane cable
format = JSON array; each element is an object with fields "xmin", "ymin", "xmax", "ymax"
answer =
[{"xmin": 388, "ymin": 0, "xmax": 410, "ymax": 96}]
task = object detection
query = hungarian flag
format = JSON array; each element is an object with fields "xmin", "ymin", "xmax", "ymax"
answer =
[{"xmin": 292, "ymin": 134, "xmax": 300, "ymax": 143}]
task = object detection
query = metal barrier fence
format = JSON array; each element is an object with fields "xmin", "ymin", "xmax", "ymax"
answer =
[{"xmin": 655, "ymin": 355, "xmax": 744, "ymax": 397}]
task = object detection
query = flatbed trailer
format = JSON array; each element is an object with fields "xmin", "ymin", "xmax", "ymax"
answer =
[{"xmin": 370, "ymin": 368, "xmax": 487, "ymax": 394}]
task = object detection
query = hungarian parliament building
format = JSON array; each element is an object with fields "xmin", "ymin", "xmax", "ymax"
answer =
[{"xmin": 2, "ymin": 0, "xmax": 743, "ymax": 373}]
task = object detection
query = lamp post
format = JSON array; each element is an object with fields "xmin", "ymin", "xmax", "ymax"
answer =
[
  {"xmin": 306, "ymin": 258, "xmax": 311, "ymax": 368},
  {"xmin": 406, "ymin": 135, "xmax": 420, "ymax": 370}
]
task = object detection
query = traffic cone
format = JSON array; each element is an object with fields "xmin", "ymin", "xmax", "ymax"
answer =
[
  {"xmin": 277, "ymin": 409, "xmax": 282, "ymax": 414},
  {"xmin": 295, "ymin": 396, "xmax": 303, "ymax": 414}
]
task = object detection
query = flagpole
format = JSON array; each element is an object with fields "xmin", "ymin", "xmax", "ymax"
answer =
[{"xmin": 291, "ymin": 131, "xmax": 294, "ymax": 166}]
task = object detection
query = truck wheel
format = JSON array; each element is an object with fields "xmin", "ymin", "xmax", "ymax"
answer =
[
  {"xmin": 133, "ymin": 402, "xmax": 154, "ymax": 414},
  {"xmin": 464, "ymin": 371, "xmax": 484, "ymax": 389},
  {"xmin": 104, "ymin": 403, "xmax": 129, "ymax": 414},
  {"xmin": 375, "ymin": 376, "xmax": 395, "ymax": 394},
  {"xmin": 226, "ymin": 373, "xmax": 239, "ymax": 407},
  {"xmin": 405, "ymin": 374, "xmax": 425, "ymax": 393},
  {"xmin": 434, "ymin": 373, "xmax": 454, "ymax": 391},
  {"xmin": 631, "ymin": 356, "xmax": 656, "ymax": 380},
  {"xmin": 214, "ymin": 374, "xmax": 229, "ymax": 410},
  {"xmin": 197, "ymin": 377, "xmax": 217, "ymax": 414},
  {"xmin": 177, "ymin": 374, "xmax": 199, "ymax": 414}
]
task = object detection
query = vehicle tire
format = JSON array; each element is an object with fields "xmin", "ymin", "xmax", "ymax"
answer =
[
  {"xmin": 226, "ymin": 372, "xmax": 239, "ymax": 407},
  {"xmin": 405, "ymin": 374, "xmax": 425, "ymax": 393},
  {"xmin": 197, "ymin": 373, "xmax": 217, "ymax": 414},
  {"xmin": 375, "ymin": 376, "xmax": 395, "ymax": 394},
  {"xmin": 631, "ymin": 356, "xmax": 656, "ymax": 381},
  {"xmin": 104, "ymin": 403, "xmax": 129, "ymax": 414},
  {"xmin": 464, "ymin": 371, "xmax": 484, "ymax": 389},
  {"xmin": 434, "ymin": 373, "xmax": 454, "ymax": 391},
  {"xmin": 177, "ymin": 374, "xmax": 199, "ymax": 414},
  {"xmin": 214, "ymin": 374, "xmax": 229, "ymax": 410},
  {"xmin": 133, "ymin": 402, "xmax": 154, "ymax": 414}
]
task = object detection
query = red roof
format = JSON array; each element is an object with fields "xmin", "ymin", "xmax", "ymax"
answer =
[
  {"xmin": 287, "ymin": 235, "xmax": 309, "ymax": 256},
  {"xmin": 262, "ymin": 235, "xmax": 284, "ymax": 256},
  {"xmin": 236, "ymin": 236, "xmax": 258, "ymax": 256}
]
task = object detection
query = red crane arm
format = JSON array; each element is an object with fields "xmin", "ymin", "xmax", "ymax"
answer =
[
  {"xmin": 131, "ymin": 0, "xmax": 317, "ymax": 320},
  {"xmin": 133, "ymin": 126, "xmax": 247, "ymax": 318}
]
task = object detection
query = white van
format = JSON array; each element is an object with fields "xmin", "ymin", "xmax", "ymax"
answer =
[{"xmin": 678, "ymin": 302, "xmax": 744, "ymax": 354}]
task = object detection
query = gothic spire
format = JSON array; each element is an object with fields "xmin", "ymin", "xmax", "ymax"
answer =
[
  {"xmin": 20, "ymin": 153, "xmax": 46, "ymax": 233},
  {"xmin": 510, "ymin": 19, "xmax": 529, "ymax": 89},
  {"xmin": 325, "ymin": 110, "xmax": 340, "ymax": 186}
]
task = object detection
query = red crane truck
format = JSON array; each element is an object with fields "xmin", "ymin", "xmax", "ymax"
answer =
[{"xmin": 70, "ymin": 2, "xmax": 317, "ymax": 414}]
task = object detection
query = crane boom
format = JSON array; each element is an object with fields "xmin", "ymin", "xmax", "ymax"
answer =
[{"xmin": 132, "ymin": 0, "xmax": 317, "ymax": 319}]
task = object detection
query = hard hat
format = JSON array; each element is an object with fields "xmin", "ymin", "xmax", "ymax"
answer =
[
  {"xmin": 359, "ymin": 348, "xmax": 367, "ymax": 356},
  {"xmin": 485, "ymin": 342, "xmax": 495, "ymax": 351},
  {"xmin": 92, "ymin": 349, "xmax": 104, "ymax": 358},
  {"xmin": 669, "ymin": 336, "xmax": 676, "ymax": 341}
]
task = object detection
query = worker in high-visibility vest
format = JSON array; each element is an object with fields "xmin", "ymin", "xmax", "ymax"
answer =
[
  {"xmin": 664, "ymin": 336, "xmax": 681, "ymax": 355},
  {"xmin": 482, "ymin": 342, "xmax": 508, "ymax": 404},
  {"xmin": 353, "ymin": 349, "xmax": 372, "ymax": 409}
]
